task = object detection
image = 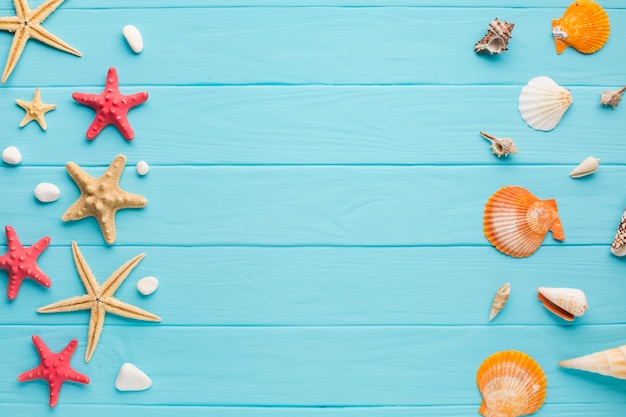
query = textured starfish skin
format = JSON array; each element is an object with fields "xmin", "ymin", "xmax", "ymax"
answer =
[
  {"xmin": 0, "ymin": 0, "xmax": 81, "ymax": 83},
  {"xmin": 18, "ymin": 335, "xmax": 89, "ymax": 407},
  {"xmin": 38, "ymin": 241, "xmax": 161, "ymax": 362},
  {"xmin": 72, "ymin": 67, "xmax": 148, "ymax": 141},
  {"xmin": 0, "ymin": 225, "xmax": 51, "ymax": 300},
  {"xmin": 61, "ymin": 154, "xmax": 147, "ymax": 245},
  {"xmin": 15, "ymin": 87, "xmax": 56, "ymax": 130}
]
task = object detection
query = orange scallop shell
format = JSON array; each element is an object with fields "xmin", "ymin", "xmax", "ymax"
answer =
[
  {"xmin": 484, "ymin": 186, "xmax": 564, "ymax": 258},
  {"xmin": 477, "ymin": 350, "xmax": 547, "ymax": 417},
  {"xmin": 552, "ymin": 0, "xmax": 610, "ymax": 54}
]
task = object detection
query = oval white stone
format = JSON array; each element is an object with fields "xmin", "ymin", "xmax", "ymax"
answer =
[
  {"xmin": 34, "ymin": 182, "xmax": 60, "ymax": 203},
  {"xmin": 115, "ymin": 363, "xmax": 152, "ymax": 391},
  {"xmin": 123, "ymin": 24, "xmax": 144, "ymax": 53},
  {"xmin": 136, "ymin": 160, "xmax": 150, "ymax": 176},
  {"xmin": 2, "ymin": 146, "xmax": 22, "ymax": 164},
  {"xmin": 137, "ymin": 276, "xmax": 159, "ymax": 295}
]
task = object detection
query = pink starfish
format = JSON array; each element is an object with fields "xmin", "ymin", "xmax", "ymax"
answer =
[
  {"xmin": 0, "ymin": 225, "xmax": 51, "ymax": 300},
  {"xmin": 72, "ymin": 67, "xmax": 148, "ymax": 141},
  {"xmin": 18, "ymin": 335, "xmax": 89, "ymax": 407}
]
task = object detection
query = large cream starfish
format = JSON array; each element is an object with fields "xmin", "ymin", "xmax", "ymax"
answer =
[
  {"xmin": 0, "ymin": 0, "xmax": 81, "ymax": 83},
  {"xmin": 62, "ymin": 154, "xmax": 147, "ymax": 245},
  {"xmin": 15, "ymin": 87, "xmax": 56, "ymax": 130},
  {"xmin": 38, "ymin": 241, "xmax": 161, "ymax": 363}
]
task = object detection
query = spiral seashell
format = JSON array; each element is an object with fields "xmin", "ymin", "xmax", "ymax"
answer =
[
  {"xmin": 479, "ymin": 132, "xmax": 517, "ymax": 158},
  {"xmin": 519, "ymin": 76, "xmax": 572, "ymax": 131},
  {"xmin": 474, "ymin": 18, "xmax": 515, "ymax": 55},
  {"xmin": 552, "ymin": 0, "xmax": 610, "ymax": 55},
  {"xmin": 569, "ymin": 156, "xmax": 599, "ymax": 178},
  {"xmin": 610, "ymin": 208, "xmax": 626, "ymax": 257},
  {"xmin": 488, "ymin": 282, "xmax": 510, "ymax": 322},
  {"xmin": 559, "ymin": 345, "xmax": 626, "ymax": 379},
  {"xmin": 537, "ymin": 287, "xmax": 587, "ymax": 321},
  {"xmin": 600, "ymin": 86, "xmax": 626, "ymax": 109},
  {"xmin": 477, "ymin": 350, "xmax": 546, "ymax": 417}
]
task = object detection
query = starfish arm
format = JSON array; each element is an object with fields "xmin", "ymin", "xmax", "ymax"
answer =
[
  {"xmin": 61, "ymin": 197, "xmax": 90, "ymax": 221},
  {"xmin": 125, "ymin": 91, "xmax": 149, "ymax": 107},
  {"xmin": 31, "ymin": 335, "xmax": 52, "ymax": 360},
  {"xmin": 85, "ymin": 304, "xmax": 105, "ymax": 362},
  {"xmin": 29, "ymin": 24, "xmax": 81, "ymax": 56},
  {"xmin": 100, "ymin": 253, "xmax": 144, "ymax": 297},
  {"xmin": 71, "ymin": 92, "xmax": 101, "ymax": 109},
  {"xmin": 5, "ymin": 225, "xmax": 22, "ymax": 246},
  {"xmin": 30, "ymin": 235, "xmax": 51, "ymax": 256},
  {"xmin": 17, "ymin": 366, "xmax": 40, "ymax": 382},
  {"xmin": 60, "ymin": 337, "xmax": 78, "ymax": 357},
  {"xmin": 116, "ymin": 190, "xmax": 148, "ymax": 209},
  {"xmin": 15, "ymin": 98, "xmax": 29, "ymax": 111},
  {"xmin": 111, "ymin": 117, "xmax": 135, "ymax": 141},
  {"xmin": 105, "ymin": 154, "xmax": 127, "ymax": 184},
  {"xmin": 83, "ymin": 114, "xmax": 109, "ymax": 140},
  {"xmin": 94, "ymin": 209, "xmax": 117, "ymax": 245},
  {"xmin": 30, "ymin": 0, "xmax": 64, "ymax": 23},
  {"xmin": 18, "ymin": 113, "xmax": 34, "ymax": 127},
  {"xmin": 37, "ymin": 294, "xmax": 93, "ymax": 313},
  {"xmin": 0, "ymin": 16, "xmax": 22, "ymax": 31},
  {"xmin": 71, "ymin": 241, "xmax": 100, "ymax": 295},
  {"xmin": 14, "ymin": 0, "xmax": 29, "ymax": 19},
  {"xmin": 1, "ymin": 25, "xmax": 28, "ymax": 83},
  {"xmin": 65, "ymin": 161, "xmax": 95, "ymax": 191},
  {"xmin": 103, "ymin": 296, "xmax": 161, "ymax": 322}
]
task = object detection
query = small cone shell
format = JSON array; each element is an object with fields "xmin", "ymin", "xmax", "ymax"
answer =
[
  {"xmin": 559, "ymin": 345, "xmax": 626, "ymax": 379},
  {"xmin": 488, "ymin": 282, "xmax": 510, "ymax": 322},
  {"xmin": 474, "ymin": 18, "xmax": 515, "ymax": 55},
  {"xmin": 610, "ymin": 208, "xmax": 626, "ymax": 257},
  {"xmin": 552, "ymin": 0, "xmax": 610, "ymax": 55},
  {"xmin": 600, "ymin": 87, "xmax": 626, "ymax": 109},
  {"xmin": 537, "ymin": 287, "xmax": 587, "ymax": 321},
  {"xmin": 484, "ymin": 186, "xmax": 564, "ymax": 258},
  {"xmin": 480, "ymin": 132, "xmax": 518, "ymax": 158},
  {"xmin": 477, "ymin": 350, "xmax": 547, "ymax": 417},
  {"xmin": 519, "ymin": 76, "xmax": 572, "ymax": 131},
  {"xmin": 570, "ymin": 156, "xmax": 599, "ymax": 178}
]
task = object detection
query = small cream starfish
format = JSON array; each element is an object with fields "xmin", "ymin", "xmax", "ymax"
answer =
[
  {"xmin": 0, "ymin": 0, "xmax": 81, "ymax": 83},
  {"xmin": 62, "ymin": 154, "xmax": 147, "ymax": 245},
  {"xmin": 15, "ymin": 87, "xmax": 55, "ymax": 130},
  {"xmin": 38, "ymin": 241, "xmax": 161, "ymax": 363}
]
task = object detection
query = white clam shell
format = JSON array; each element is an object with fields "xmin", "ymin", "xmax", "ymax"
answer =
[
  {"xmin": 115, "ymin": 363, "xmax": 152, "ymax": 391},
  {"xmin": 136, "ymin": 160, "xmax": 150, "ymax": 176},
  {"xmin": 611, "ymin": 208, "xmax": 626, "ymax": 257},
  {"xmin": 137, "ymin": 276, "xmax": 159, "ymax": 295},
  {"xmin": 537, "ymin": 287, "xmax": 587, "ymax": 321},
  {"xmin": 2, "ymin": 146, "xmax": 21, "ymax": 164},
  {"xmin": 519, "ymin": 76, "xmax": 572, "ymax": 131},
  {"xmin": 570, "ymin": 156, "xmax": 600, "ymax": 178},
  {"xmin": 122, "ymin": 25, "xmax": 144, "ymax": 53},
  {"xmin": 34, "ymin": 182, "xmax": 60, "ymax": 203}
]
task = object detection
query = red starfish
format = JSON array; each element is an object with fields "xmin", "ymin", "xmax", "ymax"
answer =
[
  {"xmin": 0, "ymin": 225, "xmax": 51, "ymax": 300},
  {"xmin": 72, "ymin": 67, "xmax": 148, "ymax": 141},
  {"xmin": 18, "ymin": 335, "xmax": 89, "ymax": 407}
]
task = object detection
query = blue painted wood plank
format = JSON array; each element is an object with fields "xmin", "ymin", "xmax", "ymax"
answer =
[
  {"xmin": 0, "ymin": 8, "xmax": 624, "ymax": 87},
  {"xmin": 2, "ymin": 325, "xmax": 626, "ymax": 406},
  {"xmin": 2, "ymin": 246, "xmax": 624, "ymax": 326}
]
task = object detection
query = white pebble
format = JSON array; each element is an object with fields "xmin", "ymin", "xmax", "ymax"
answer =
[
  {"xmin": 123, "ymin": 25, "xmax": 144, "ymax": 53},
  {"xmin": 137, "ymin": 276, "xmax": 158, "ymax": 295},
  {"xmin": 2, "ymin": 146, "xmax": 21, "ymax": 164},
  {"xmin": 136, "ymin": 160, "xmax": 150, "ymax": 176},
  {"xmin": 34, "ymin": 182, "xmax": 60, "ymax": 203},
  {"xmin": 115, "ymin": 363, "xmax": 152, "ymax": 391}
]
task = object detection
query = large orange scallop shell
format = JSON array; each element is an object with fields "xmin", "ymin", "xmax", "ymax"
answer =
[
  {"xmin": 484, "ymin": 186, "xmax": 564, "ymax": 258},
  {"xmin": 477, "ymin": 350, "xmax": 547, "ymax": 417},
  {"xmin": 552, "ymin": 0, "xmax": 610, "ymax": 54}
]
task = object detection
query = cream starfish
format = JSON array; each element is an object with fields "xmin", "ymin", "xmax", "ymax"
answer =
[
  {"xmin": 0, "ymin": 0, "xmax": 81, "ymax": 83},
  {"xmin": 38, "ymin": 241, "xmax": 161, "ymax": 363},
  {"xmin": 15, "ymin": 88, "xmax": 55, "ymax": 130},
  {"xmin": 62, "ymin": 154, "xmax": 147, "ymax": 245}
]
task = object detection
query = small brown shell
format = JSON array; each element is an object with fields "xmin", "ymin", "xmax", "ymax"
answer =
[
  {"xmin": 488, "ymin": 282, "xmax": 510, "ymax": 322},
  {"xmin": 475, "ymin": 18, "xmax": 515, "ymax": 55},
  {"xmin": 600, "ymin": 86, "xmax": 626, "ymax": 109},
  {"xmin": 611, "ymin": 208, "xmax": 626, "ymax": 257},
  {"xmin": 480, "ymin": 132, "xmax": 518, "ymax": 158}
]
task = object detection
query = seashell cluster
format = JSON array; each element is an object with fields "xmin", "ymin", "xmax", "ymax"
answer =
[
  {"xmin": 474, "ymin": 18, "xmax": 515, "ymax": 55},
  {"xmin": 476, "ymin": 350, "xmax": 547, "ymax": 417},
  {"xmin": 519, "ymin": 76, "xmax": 572, "ymax": 131},
  {"xmin": 610, "ymin": 208, "xmax": 626, "ymax": 257},
  {"xmin": 484, "ymin": 186, "xmax": 565, "ymax": 258},
  {"xmin": 558, "ymin": 345, "xmax": 626, "ymax": 380},
  {"xmin": 537, "ymin": 287, "xmax": 587, "ymax": 321},
  {"xmin": 552, "ymin": 0, "xmax": 610, "ymax": 55},
  {"xmin": 600, "ymin": 86, "xmax": 626, "ymax": 109},
  {"xmin": 570, "ymin": 156, "xmax": 599, "ymax": 178},
  {"xmin": 488, "ymin": 282, "xmax": 510, "ymax": 322},
  {"xmin": 480, "ymin": 132, "xmax": 517, "ymax": 158}
]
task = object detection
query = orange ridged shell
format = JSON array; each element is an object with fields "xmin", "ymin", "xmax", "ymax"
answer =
[
  {"xmin": 552, "ymin": 0, "xmax": 610, "ymax": 54},
  {"xmin": 484, "ymin": 186, "xmax": 564, "ymax": 258},
  {"xmin": 477, "ymin": 350, "xmax": 547, "ymax": 417}
]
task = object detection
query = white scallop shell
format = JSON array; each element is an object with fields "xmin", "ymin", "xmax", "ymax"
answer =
[
  {"xmin": 537, "ymin": 287, "xmax": 587, "ymax": 321},
  {"xmin": 519, "ymin": 76, "xmax": 573, "ymax": 131},
  {"xmin": 570, "ymin": 156, "xmax": 600, "ymax": 178}
]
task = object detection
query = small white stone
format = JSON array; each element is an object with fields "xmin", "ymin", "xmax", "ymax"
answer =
[
  {"xmin": 115, "ymin": 363, "xmax": 152, "ymax": 391},
  {"xmin": 137, "ymin": 276, "xmax": 159, "ymax": 295},
  {"xmin": 136, "ymin": 160, "xmax": 150, "ymax": 176},
  {"xmin": 34, "ymin": 182, "xmax": 60, "ymax": 203},
  {"xmin": 2, "ymin": 146, "xmax": 22, "ymax": 164},
  {"xmin": 123, "ymin": 25, "xmax": 144, "ymax": 53}
]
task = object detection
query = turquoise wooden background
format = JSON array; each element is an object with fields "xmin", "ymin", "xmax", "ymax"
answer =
[{"xmin": 1, "ymin": 0, "xmax": 626, "ymax": 415}]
